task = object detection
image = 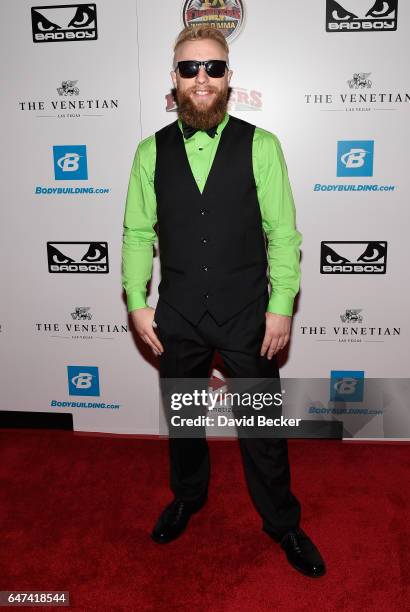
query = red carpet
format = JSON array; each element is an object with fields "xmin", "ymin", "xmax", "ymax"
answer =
[{"xmin": 0, "ymin": 429, "xmax": 409, "ymax": 611}]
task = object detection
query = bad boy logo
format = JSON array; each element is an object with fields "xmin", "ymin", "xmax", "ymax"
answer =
[
  {"xmin": 47, "ymin": 242, "xmax": 109, "ymax": 273},
  {"xmin": 326, "ymin": 0, "xmax": 398, "ymax": 32},
  {"xmin": 182, "ymin": 0, "xmax": 245, "ymax": 43},
  {"xmin": 31, "ymin": 4, "xmax": 98, "ymax": 43},
  {"xmin": 320, "ymin": 241, "xmax": 387, "ymax": 274}
]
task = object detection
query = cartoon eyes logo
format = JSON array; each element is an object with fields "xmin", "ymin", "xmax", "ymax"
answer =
[
  {"xmin": 47, "ymin": 242, "xmax": 109, "ymax": 273},
  {"xmin": 31, "ymin": 4, "xmax": 98, "ymax": 42},
  {"xmin": 329, "ymin": 0, "xmax": 396, "ymax": 21},
  {"xmin": 32, "ymin": 5, "xmax": 96, "ymax": 32},
  {"xmin": 48, "ymin": 242, "xmax": 107, "ymax": 265},
  {"xmin": 323, "ymin": 242, "xmax": 386, "ymax": 265}
]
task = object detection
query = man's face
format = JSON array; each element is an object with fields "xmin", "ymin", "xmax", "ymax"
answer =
[{"xmin": 171, "ymin": 38, "xmax": 233, "ymax": 130}]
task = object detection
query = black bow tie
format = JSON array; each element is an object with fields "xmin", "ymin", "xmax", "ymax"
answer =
[{"xmin": 181, "ymin": 121, "xmax": 218, "ymax": 139}]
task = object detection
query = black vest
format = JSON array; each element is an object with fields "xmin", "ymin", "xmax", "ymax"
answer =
[{"xmin": 154, "ymin": 114, "xmax": 268, "ymax": 326}]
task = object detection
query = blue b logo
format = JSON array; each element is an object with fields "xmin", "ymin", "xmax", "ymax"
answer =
[
  {"xmin": 330, "ymin": 370, "xmax": 364, "ymax": 402},
  {"xmin": 337, "ymin": 141, "xmax": 374, "ymax": 177},
  {"xmin": 53, "ymin": 145, "xmax": 88, "ymax": 180},
  {"xmin": 67, "ymin": 365, "xmax": 100, "ymax": 396}
]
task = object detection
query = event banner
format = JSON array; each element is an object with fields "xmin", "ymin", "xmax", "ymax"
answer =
[{"xmin": 0, "ymin": 0, "xmax": 408, "ymax": 440}]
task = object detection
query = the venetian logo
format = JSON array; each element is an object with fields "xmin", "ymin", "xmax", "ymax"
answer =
[
  {"xmin": 182, "ymin": 0, "xmax": 245, "ymax": 43},
  {"xmin": 71, "ymin": 306, "xmax": 92, "ymax": 320},
  {"xmin": 340, "ymin": 309, "xmax": 363, "ymax": 323},
  {"xmin": 347, "ymin": 73, "xmax": 372, "ymax": 89},
  {"xmin": 57, "ymin": 80, "xmax": 80, "ymax": 96}
]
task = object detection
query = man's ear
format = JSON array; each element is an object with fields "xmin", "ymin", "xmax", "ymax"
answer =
[
  {"xmin": 227, "ymin": 69, "xmax": 233, "ymax": 85},
  {"xmin": 170, "ymin": 70, "xmax": 177, "ymax": 89}
]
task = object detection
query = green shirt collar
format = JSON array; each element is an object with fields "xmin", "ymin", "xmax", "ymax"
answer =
[{"xmin": 177, "ymin": 111, "xmax": 230, "ymax": 139}]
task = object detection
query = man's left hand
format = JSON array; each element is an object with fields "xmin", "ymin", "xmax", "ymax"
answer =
[{"xmin": 260, "ymin": 312, "xmax": 292, "ymax": 359}]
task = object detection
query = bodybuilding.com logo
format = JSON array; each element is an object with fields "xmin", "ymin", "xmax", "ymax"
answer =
[
  {"xmin": 31, "ymin": 4, "xmax": 98, "ymax": 43},
  {"xmin": 330, "ymin": 370, "xmax": 365, "ymax": 402},
  {"xmin": 49, "ymin": 365, "xmax": 121, "ymax": 410},
  {"xmin": 67, "ymin": 365, "xmax": 100, "ymax": 396},
  {"xmin": 314, "ymin": 141, "xmax": 395, "ymax": 192},
  {"xmin": 53, "ymin": 145, "xmax": 88, "ymax": 180},
  {"xmin": 337, "ymin": 140, "xmax": 374, "ymax": 176},
  {"xmin": 34, "ymin": 145, "xmax": 110, "ymax": 195},
  {"xmin": 307, "ymin": 372, "xmax": 384, "ymax": 434}
]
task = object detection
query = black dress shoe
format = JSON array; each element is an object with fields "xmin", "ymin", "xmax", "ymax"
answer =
[
  {"xmin": 151, "ymin": 497, "xmax": 207, "ymax": 544},
  {"xmin": 280, "ymin": 528, "xmax": 326, "ymax": 577}
]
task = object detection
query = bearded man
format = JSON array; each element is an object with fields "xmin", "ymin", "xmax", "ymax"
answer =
[{"xmin": 121, "ymin": 25, "xmax": 326, "ymax": 578}]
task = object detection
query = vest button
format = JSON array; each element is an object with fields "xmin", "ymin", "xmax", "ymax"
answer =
[
  {"xmin": 200, "ymin": 208, "xmax": 206, "ymax": 215},
  {"xmin": 201, "ymin": 237, "xmax": 208, "ymax": 245},
  {"xmin": 204, "ymin": 293, "xmax": 209, "ymax": 299},
  {"xmin": 202, "ymin": 265, "xmax": 208, "ymax": 272}
]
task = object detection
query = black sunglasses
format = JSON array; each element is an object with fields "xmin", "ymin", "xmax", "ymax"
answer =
[{"xmin": 175, "ymin": 60, "xmax": 229, "ymax": 79}]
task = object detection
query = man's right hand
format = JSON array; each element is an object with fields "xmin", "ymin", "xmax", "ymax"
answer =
[{"xmin": 130, "ymin": 307, "xmax": 164, "ymax": 357}]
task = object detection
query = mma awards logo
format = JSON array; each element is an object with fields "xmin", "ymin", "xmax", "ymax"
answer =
[
  {"xmin": 47, "ymin": 242, "xmax": 109, "ymax": 273},
  {"xmin": 320, "ymin": 241, "xmax": 387, "ymax": 274},
  {"xmin": 326, "ymin": 0, "xmax": 398, "ymax": 32},
  {"xmin": 182, "ymin": 0, "xmax": 245, "ymax": 43},
  {"xmin": 31, "ymin": 4, "xmax": 98, "ymax": 43}
]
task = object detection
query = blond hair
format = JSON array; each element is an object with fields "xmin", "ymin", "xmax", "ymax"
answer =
[{"xmin": 173, "ymin": 25, "xmax": 229, "ymax": 57}]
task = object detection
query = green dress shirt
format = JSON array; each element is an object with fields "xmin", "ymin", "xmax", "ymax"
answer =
[{"xmin": 121, "ymin": 112, "xmax": 302, "ymax": 316}]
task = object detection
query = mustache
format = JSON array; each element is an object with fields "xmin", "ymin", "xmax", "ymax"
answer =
[
  {"xmin": 171, "ymin": 86, "xmax": 232, "ymax": 104},
  {"xmin": 186, "ymin": 85, "xmax": 219, "ymax": 93}
]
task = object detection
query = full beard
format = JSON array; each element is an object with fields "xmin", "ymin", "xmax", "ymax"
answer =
[{"xmin": 175, "ymin": 85, "xmax": 230, "ymax": 131}]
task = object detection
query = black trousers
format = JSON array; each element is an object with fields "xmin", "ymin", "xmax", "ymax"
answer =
[{"xmin": 154, "ymin": 292, "xmax": 301, "ymax": 542}]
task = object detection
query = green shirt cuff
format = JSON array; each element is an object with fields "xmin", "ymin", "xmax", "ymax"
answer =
[
  {"xmin": 127, "ymin": 292, "xmax": 148, "ymax": 312},
  {"xmin": 266, "ymin": 293, "xmax": 294, "ymax": 317}
]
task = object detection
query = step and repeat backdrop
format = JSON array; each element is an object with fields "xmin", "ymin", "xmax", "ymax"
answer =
[{"xmin": 1, "ymin": 1, "xmax": 409, "ymax": 439}]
